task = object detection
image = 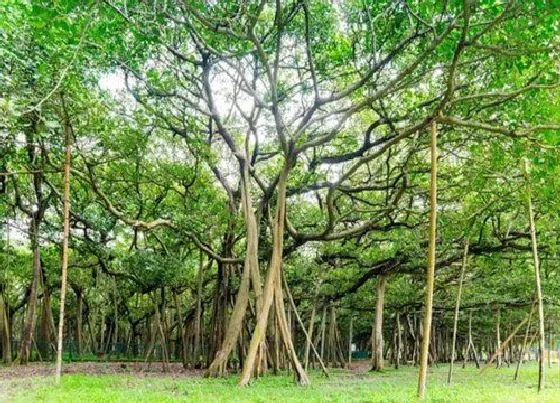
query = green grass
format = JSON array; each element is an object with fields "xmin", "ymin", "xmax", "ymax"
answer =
[{"xmin": 2, "ymin": 363, "xmax": 560, "ymax": 402}]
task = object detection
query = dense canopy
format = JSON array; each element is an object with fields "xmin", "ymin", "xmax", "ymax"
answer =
[{"xmin": 1, "ymin": 0, "xmax": 560, "ymax": 399}]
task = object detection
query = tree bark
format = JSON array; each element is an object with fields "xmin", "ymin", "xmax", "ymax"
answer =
[
  {"xmin": 524, "ymin": 158, "xmax": 546, "ymax": 392},
  {"xmin": 239, "ymin": 164, "xmax": 308, "ymax": 386},
  {"xmin": 395, "ymin": 312, "xmax": 401, "ymax": 370},
  {"xmin": 417, "ymin": 120, "xmax": 438, "ymax": 400},
  {"xmin": 514, "ymin": 304, "xmax": 534, "ymax": 381},
  {"xmin": 448, "ymin": 240, "xmax": 469, "ymax": 383},
  {"xmin": 282, "ymin": 273, "xmax": 328, "ymax": 376},
  {"xmin": 496, "ymin": 307, "xmax": 502, "ymax": 368},
  {"xmin": 206, "ymin": 165, "xmax": 257, "ymax": 377},
  {"xmin": 320, "ymin": 305, "xmax": 327, "ymax": 363},
  {"xmin": 193, "ymin": 251, "xmax": 204, "ymax": 368},
  {"xmin": 76, "ymin": 290, "xmax": 83, "ymax": 355},
  {"xmin": 348, "ymin": 315, "xmax": 353, "ymax": 367},
  {"xmin": 304, "ymin": 279, "xmax": 321, "ymax": 370},
  {"xmin": 372, "ymin": 275, "xmax": 387, "ymax": 371},
  {"xmin": 19, "ymin": 239, "xmax": 41, "ymax": 364},
  {"xmin": 56, "ymin": 118, "xmax": 71, "ymax": 383},
  {"xmin": 480, "ymin": 311, "xmax": 531, "ymax": 373},
  {"xmin": 0, "ymin": 293, "xmax": 11, "ymax": 364}
]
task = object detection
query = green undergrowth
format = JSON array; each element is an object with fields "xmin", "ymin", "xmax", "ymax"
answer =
[{"xmin": 2, "ymin": 362, "xmax": 560, "ymax": 402}]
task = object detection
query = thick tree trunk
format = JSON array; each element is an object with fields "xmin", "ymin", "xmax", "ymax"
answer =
[
  {"xmin": 39, "ymin": 286, "xmax": 56, "ymax": 360},
  {"xmin": 19, "ymin": 238, "xmax": 42, "ymax": 364},
  {"xmin": 417, "ymin": 120, "xmax": 438, "ymax": 400},
  {"xmin": 448, "ymin": 240, "xmax": 469, "ymax": 383},
  {"xmin": 239, "ymin": 164, "xmax": 308, "ymax": 386},
  {"xmin": 372, "ymin": 275, "xmax": 386, "ymax": 371},
  {"xmin": 206, "ymin": 166, "xmax": 258, "ymax": 377},
  {"xmin": 0, "ymin": 293, "xmax": 11, "ymax": 364}
]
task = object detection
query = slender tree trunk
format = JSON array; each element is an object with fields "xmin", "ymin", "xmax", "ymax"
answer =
[
  {"xmin": 448, "ymin": 240, "xmax": 469, "ymax": 383},
  {"xmin": 76, "ymin": 290, "xmax": 83, "ymax": 355},
  {"xmin": 480, "ymin": 312, "xmax": 531, "ymax": 373},
  {"xmin": 304, "ymin": 280, "xmax": 321, "ymax": 370},
  {"xmin": 193, "ymin": 251, "xmax": 204, "ymax": 368},
  {"xmin": 372, "ymin": 275, "xmax": 387, "ymax": 371},
  {"xmin": 282, "ymin": 273, "xmax": 328, "ymax": 376},
  {"xmin": 515, "ymin": 305, "xmax": 534, "ymax": 381},
  {"xmin": 173, "ymin": 292, "xmax": 188, "ymax": 368},
  {"xmin": 496, "ymin": 307, "xmax": 502, "ymax": 368},
  {"xmin": 417, "ymin": 120, "xmax": 438, "ymax": 400},
  {"xmin": 328, "ymin": 305, "xmax": 336, "ymax": 367},
  {"xmin": 524, "ymin": 158, "xmax": 546, "ymax": 391},
  {"xmin": 547, "ymin": 324, "xmax": 551, "ymax": 369},
  {"xmin": 273, "ymin": 269, "xmax": 309, "ymax": 382},
  {"xmin": 320, "ymin": 306, "xmax": 327, "ymax": 362},
  {"xmin": 113, "ymin": 278, "xmax": 118, "ymax": 349},
  {"xmin": 55, "ymin": 119, "xmax": 71, "ymax": 382},
  {"xmin": 348, "ymin": 315, "xmax": 353, "ymax": 367},
  {"xmin": 395, "ymin": 312, "xmax": 401, "ymax": 370},
  {"xmin": 403, "ymin": 313, "xmax": 409, "ymax": 365}
]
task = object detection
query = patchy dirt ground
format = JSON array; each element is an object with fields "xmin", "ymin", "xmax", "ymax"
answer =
[
  {"xmin": 0, "ymin": 360, "xmax": 370, "ymax": 380},
  {"xmin": 0, "ymin": 361, "xmax": 204, "ymax": 379}
]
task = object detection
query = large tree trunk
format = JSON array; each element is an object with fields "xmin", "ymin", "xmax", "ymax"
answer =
[
  {"xmin": 417, "ymin": 120, "xmax": 438, "ymax": 400},
  {"xmin": 0, "ymin": 293, "xmax": 12, "ymax": 364},
  {"xmin": 19, "ymin": 237, "xmax": 42, "ymax": 364},
  {"xmin": 39, "ymin": 286, "xmax": 56, "ymax": 360},
  {"xmin": 206, "ymin": 165, "xmax": 258, "ymax": 377},
  {"xmin": 239, "ymin": 164, "xmax": 308, "ymax": 386},
  {"xmin": 371, "ymin": 275, "xmax": 386, "ymax": 371}
]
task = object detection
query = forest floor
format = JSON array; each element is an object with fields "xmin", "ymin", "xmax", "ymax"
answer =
[{"xmin": 1, "ymin": 360, "xmax": 559, "ymax": 402}]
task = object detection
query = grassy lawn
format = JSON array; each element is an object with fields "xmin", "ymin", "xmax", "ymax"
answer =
[{"xmin": 1, "ymin": 362, "xmax": 559, "ymax": 402}]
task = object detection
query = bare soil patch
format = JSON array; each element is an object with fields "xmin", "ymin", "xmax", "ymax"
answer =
[{"xmin": 0, "ymin": 362, "xmax": 203, "ymax": 379}]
